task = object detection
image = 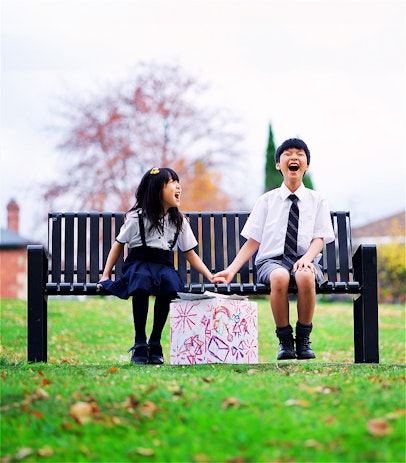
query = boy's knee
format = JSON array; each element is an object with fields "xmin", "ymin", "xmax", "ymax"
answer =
[
  {"xmin": 270, "ymin": 268, "xmax": 290, "ymax": 290},
  {"xmin": 294, "ymin": 270, "xmax": 316, "ymax": 290}
]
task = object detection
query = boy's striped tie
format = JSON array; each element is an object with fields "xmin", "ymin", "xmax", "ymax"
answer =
[{"xmin": 282, "ymin": 194, "xmax": 299, "ymax": 270}]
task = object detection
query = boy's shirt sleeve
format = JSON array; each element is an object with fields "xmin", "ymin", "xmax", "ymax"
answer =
[
  {"xmin": 241, "ymin": 194, "xmax": 268, "ymax": 243},
  {"xmin": 313, "ymin": 196, "xmax": 335, "ymax": 244}
]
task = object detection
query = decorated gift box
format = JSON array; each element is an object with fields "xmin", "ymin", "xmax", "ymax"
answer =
[{"xmin": 170, "ymin": 293, "xmax": 258, "ymax": 365}]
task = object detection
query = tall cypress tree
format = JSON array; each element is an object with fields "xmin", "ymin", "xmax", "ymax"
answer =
[
  {"xmin": 303, "ymin": 168, "xmax": 314, "ymax": 189},
  {"xmin": 264, "ymin": 124, "xmax": 280, "ymax": 192},
  {"xmin": 264, "ymin": 123, "xmax": 314, "ymax": 191}
]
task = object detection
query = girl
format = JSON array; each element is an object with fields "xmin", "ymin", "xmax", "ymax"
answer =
[{"xmin": 99, "ymin": 167, "xmax": 222, "ymax": 365}]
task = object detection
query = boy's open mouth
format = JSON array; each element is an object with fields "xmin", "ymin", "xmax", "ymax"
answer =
[
  {"xmin": 288, "ymin": 164, "xmax": 299, "ymax": 171},
  {"xmin": 175, "ymin": 193, "xmax": 180, "ymax": 200}
]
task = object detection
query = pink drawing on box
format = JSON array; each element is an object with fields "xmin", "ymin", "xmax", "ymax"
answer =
[
  {"xmin": 243, "ymin": 337, "xmax": 258, "ymax": 363},
  {"xmin": 171, "ymin": 301, "xmax": 199, "ymax": 333},
  {"xmin": 231, "ymin": 340, "xmax": 246, "ymax": 361},
  {"xmin": 208, "ymin": 335, "xmax": 230, "ymax": 362}
]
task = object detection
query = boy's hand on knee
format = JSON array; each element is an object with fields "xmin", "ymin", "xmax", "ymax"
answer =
[{"xmin": 294, "ymin": 258, "xmax": 316, "ymax": 274}]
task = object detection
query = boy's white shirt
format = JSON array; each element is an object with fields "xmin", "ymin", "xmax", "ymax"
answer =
[
  {"xmin": 115, "ymin": 210, "xmax": 198, "ymax": 252},
  {"xmin": 241, "ymin": 183, "xmax": 335, "ymax": 266}
]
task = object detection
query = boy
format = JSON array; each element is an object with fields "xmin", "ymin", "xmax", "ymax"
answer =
[{"xmin": 215, "ymin": 138, "xmax": 335, "ymax": 360}]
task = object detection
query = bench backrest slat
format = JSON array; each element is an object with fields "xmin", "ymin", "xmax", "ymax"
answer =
[
  {"xmin": 325, "ymin": 212, "xmax": 338, "ymax": 282},
  {"xmin": 89, "ymin": 213, "xmax": 100, "ymax": 282},
  {"xmin": 102, "ymin": 213, "xmax": 112, "ymax": 268},
  {"xmin": 336, "ymin": 211, "xmax": 350, "ymax": 282},
  {"xmin": 188, "ymin": 214, "xmax": 200, "ymax": 283},
  {"xmin": 50, "ymin": 214, "xmax": 62, "ymax": 283},
  {"xmin": 213, "ymin": 213, "xmax": 225, "ymax": 271},
  {"xmin": 64, "ymin": 213, "xmax": 75, "ymax": 282},
  {"xmin": 77, "ymin": 213, "xmax": 88, "ymax": 281},
  {"xmin": 225, "ymin": 213, "xmax": 238, "ymax": 283},
  {"xmin": 238, "ymin": 213, "xmax": 250, "ymax": 282},
  {"xmin": 114, "ymin": 214, "xmax": 125, "ymax": 275},
  {"xmin": 201, "ymin": 213, "xmax": 212, "ymax": 271}
]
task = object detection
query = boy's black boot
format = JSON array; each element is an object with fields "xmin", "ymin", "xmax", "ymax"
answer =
[
  {"xmin": 276, "ymin": 325, "xmax": 296, "ymax": 360},
  {"xmin": 295, "ymin": 322, "xmax": 316, "ymax": 360}
]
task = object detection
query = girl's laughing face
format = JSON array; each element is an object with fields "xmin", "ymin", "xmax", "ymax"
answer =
[{"xmin": 161, "ymin": 176, "xmax": 181, "ymax": 212}]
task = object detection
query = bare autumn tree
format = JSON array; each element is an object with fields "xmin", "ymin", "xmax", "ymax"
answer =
[{"xmin": 43, "ymin": 62, "xmax": 242, "ymax": 212}]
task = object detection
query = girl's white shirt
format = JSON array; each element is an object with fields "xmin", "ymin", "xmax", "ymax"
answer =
[
  {"xmin": 242, "ymin": 183, "xmax": 336, "ymax": 265},
  {"xmin": 115, "ymin": 210, "xmax": 198, "ymax": 252}
]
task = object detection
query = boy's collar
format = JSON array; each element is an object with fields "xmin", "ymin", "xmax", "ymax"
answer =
[{"xmin": 280, "ymin": 182, "xmax": 305, "ymax": 201}]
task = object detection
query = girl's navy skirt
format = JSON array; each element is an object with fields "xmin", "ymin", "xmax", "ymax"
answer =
[{"xmin": 100, "ymin": 247, "xmax": 183, "ymax": 300}]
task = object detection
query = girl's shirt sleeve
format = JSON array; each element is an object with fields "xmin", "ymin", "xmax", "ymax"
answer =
[
  {"xmin": 175, "ymin": 217, "xmax": 198, "ymax": 252},
  {"xmin": 115, "ymin": 213, "xmax": 140, "ymax": 246}
]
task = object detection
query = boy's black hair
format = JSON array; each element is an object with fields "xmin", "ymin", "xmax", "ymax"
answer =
[
  {"xmin": 129, "ymin": 167, "xmax": 183, "ymax": 235},
  {"xmin": 275, "ymin": 138, "xmax": 311, "ymax": 165}
]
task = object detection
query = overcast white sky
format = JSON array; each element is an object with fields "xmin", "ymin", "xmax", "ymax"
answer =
[{"xmin": 1, "ymin": 0, "xmax": 405, "ymax": 241}]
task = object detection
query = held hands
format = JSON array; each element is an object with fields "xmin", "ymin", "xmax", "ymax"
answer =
[
  {"xmin": 209, "ymin": 273, "xmax": 227, "ymax": 285},
  {"xmin": 212, "ymin": 269, "xmax": 235, "ymax": 285}
]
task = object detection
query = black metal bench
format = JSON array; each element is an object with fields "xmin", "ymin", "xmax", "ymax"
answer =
[{"xmin": 27, "ymin": 211, "xmax": 379, "ymax": 363}]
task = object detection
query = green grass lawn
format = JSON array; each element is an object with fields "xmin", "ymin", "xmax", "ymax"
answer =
[{"xmin": 1, "ymin": 297, "xmax": 405, "ymax": 462}]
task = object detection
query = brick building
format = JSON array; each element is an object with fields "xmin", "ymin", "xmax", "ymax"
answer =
[{"xmin": 0, "ymin": 200, "xmax": 36, "ymax": 299}]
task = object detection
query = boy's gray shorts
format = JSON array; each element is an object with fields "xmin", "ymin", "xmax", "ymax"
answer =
[{"xmin": 256, "ymin": 258, "xmax": 326, "ymax": 286}]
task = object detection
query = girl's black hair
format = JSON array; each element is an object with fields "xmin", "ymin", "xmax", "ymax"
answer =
[{"xmin": 128, "ymin": 167, "xmax": 183, "ymax": 235}]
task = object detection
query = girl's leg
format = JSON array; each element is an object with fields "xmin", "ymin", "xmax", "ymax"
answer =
[
  {"xmin": 149, "ymin": 292, "xmax": 176, "ymax": 344},
  {"xmin": 148, "ymin": 292, "xmax": 177, "ymax": 365},
  {"xmin": 132, "ymin": 290, "xmax": 150, "ymax": 344}
]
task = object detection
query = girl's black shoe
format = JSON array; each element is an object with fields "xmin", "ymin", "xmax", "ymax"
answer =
[
  {"xmin": 148, "ymin": 342, "xmax": 164, "ymax": 364},
  {"xmin": 127, "ymin": 343, "xmax": 149, "ymax": 364}
]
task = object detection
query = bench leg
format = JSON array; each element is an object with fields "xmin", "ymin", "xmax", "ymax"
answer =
[
  {"xmin": 27, "ymin": 245, "xmax": 48, "ymax": 363},
  {"xmin": 352, "ymin": 244, "xmax": 379, "ymax": 363}
]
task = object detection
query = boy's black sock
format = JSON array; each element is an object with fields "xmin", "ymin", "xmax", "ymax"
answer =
[
  {"xmin": 296, "ymin": 321, "xmax": 313, "ymax": 338},
  {"xmin": 275, "ymin": 324, "xmax": 293, "ymax": 339}
]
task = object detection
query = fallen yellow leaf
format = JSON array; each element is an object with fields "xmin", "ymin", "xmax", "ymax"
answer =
[
  {"xmin": 285, "ymin": 399, "xmax": 310, "ymax": 407},
  {"xmin": 222, "ymin": 397, "xmax": 240, "ymax": 409},
  {"xmin": 385, "ymin": 409, "xmax": 406, "ymax": 420},
  {"xmin": 139, "ymin": 400, "xmax": 159, "ymax": 418},
  {"xmin": 367, "ymin": 418, "xmax": 392, "ymax": 436},
  {"xmin": 70, "ymin": 401, "xmax": 99, "ymax": 425},
  {"xmin": 15, "ymin": 447, "xmax": 33, "ymax": 460},
  {"xmin": 136, "ymin": 447, "xmax": 155, "ymax": 456},
  {"xmin": 37, "ymin": 446, "xmax": 54, "ymax": 457}
]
